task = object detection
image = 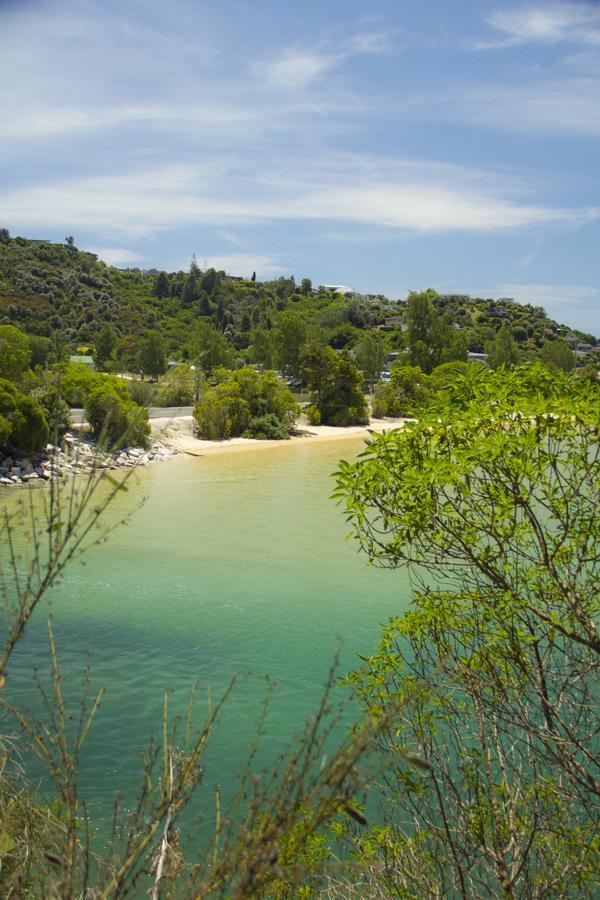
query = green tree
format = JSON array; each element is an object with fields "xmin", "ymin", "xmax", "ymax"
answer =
[
  {"xmin": 56, "ymin": 362, "xmax": 96, "ymax": 406},
  {"xmin": 32, "ymin": 385, "xmax": 71, "ymax": 436},
  {"xmin": 248, "ymin": 327, "xmax": 277, "ymax": 370},
  {"xmin": 181, "ymin": 272, "xmax": 200, "ymax": 307},
  {"xmin": 194, "ymin": 366, "xmax": 298, "ymax": 440},
  {"xmin": 354, "ymin": 331, "xmax": 387, "ymax": 392},
  {"xmin": 301, "ymin": 346, "xmax": 368, "ymax": 426},
  {"xmin": 85, "ymin": 382, "xmax": 150, "ymax": 448},
  {"xmin": 201, "ymin": 268, "xmax": 219, "ymax": 296},
  {"xmin": 541, "ymin": 339, "xmax": 575, "ymax": 373},
  {"xmin": 193, "ymin": 322, "xmax": 233, "ymax": 375},
  {"xmin": 276, "ymin": 311, "xmax": 308, "ymax": 379},
  {"xmin": 153, "ymin": 271, "xmax": 170, "ymax": 298},
  {"xmin": 300, "ymin": 342, "xmax": 333, "ymax": 410},
  {"xmin": 406, "ymin": 290, "xmax": 439, "ymax": 373},
  {"xmin": 114, "ymin": 335, "xmax": 141, "ymax": 374},
  {"xmin": 140, "ymin": 330, "xmax": 166, "ymax": 380},
  {"xmin": 372, "ymin": 363, "xmax": 431, "ymax": 417},
  {"xmin": 28, "ymin": 335, "xmax": 53, "ymax": 369},
  {"xmin": 300, "ymin": 277, "xmax": 312, "ymax": 296},
  {"xmin": 93, "ymin": 323, "xmax": 116, "ymax": 369},
  {"xmin": 0, "ymin": 325, "xmax": 31, "ymax": 382},
  {"xmin": 486, "ymin": 322, "xmax": 518, "ymax": 369},
  {"xmin": 335, "ymin": 366, "xmax": 600, "ymax": 896},
  {"xmin": 0, "ymin": 379, "xmax": 48, "ymax": 454}
]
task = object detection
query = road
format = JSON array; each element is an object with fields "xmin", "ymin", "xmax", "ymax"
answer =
[{"xmin": 69, "ymin": 406, "xmax": 194, "ymax": 425}]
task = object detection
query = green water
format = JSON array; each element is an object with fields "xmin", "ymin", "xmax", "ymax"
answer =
[{"xmin": 5, "ymin": 437, "xmax": 411, "ymax": 819}]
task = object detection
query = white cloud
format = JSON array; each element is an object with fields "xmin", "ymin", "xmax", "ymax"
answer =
[
  {"xmin": 483, "ymin": 3, "xmax": 600, "ymax": 47},
  {"xmin": 2, "ymin": 156, "xmax": 595, "ymax": 238},
  {"xmin": 86, "ymin": 247, "xmax": 147, "ymax": 266},
  {"xmin": 428, "ymin": 76, "xmax": 600, "ymax": 136},
  {"xmin": 258, "ymin": 50, "xmax": 342, "ymax": 91},
  {"xmin": 257, "ymin": 29, "xmax": 393, "ymax": 91},
  {"xmin": 196, "ymin": 254, "xmax": 282, "ymax": 277},
  {"xmin": 0, "ymin": 102, "xmax": 263, "ymax": 142},
  {"xmin": 346, "ymin": 30, "xmax": 395, "ymax": 54}
]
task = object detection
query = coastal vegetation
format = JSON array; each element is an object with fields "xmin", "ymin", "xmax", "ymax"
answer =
[
  {"xmin": 333, "ymin": 365, "xmax": 599, "ymax": 896},
  {"xmin": 193, "ymin": 366, "xmax": 298, "ymax": 440},
  {"xmin": 0, "ymin": 235, "xmax": 597, "ymax": 381},
  {"xmin": 0, "ymin": 233, "xmax": 598, "ymax": 894},
  {"xmin": 0, "ymin": 360, "xmax": 597, "ymax": 896}
]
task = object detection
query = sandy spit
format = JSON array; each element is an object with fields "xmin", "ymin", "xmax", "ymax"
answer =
[{"xmin": 150, "ymin": 415, "xmax": 410, "ymax": 457}]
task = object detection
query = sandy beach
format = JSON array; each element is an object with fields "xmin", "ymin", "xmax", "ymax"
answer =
[{"xmin": 150, "ymin": 414, "xmax": 410, "ymax": 457}]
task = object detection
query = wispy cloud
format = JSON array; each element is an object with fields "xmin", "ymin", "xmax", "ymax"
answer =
[
  {"xmin": 425, "ymin": 75, "xmax": 600, "ymax": 136},
  {"xmin": 257, "ymin": 29, "xmax": 392, "ymax": 91},
  {"xmin": 86, "ymin": 247, "xmax": 147, "ymax": 266},
  {"xmin": 2, "ymin": 156, "xmax": 595, "ymax": 238},
  {"xmin": 195, "ymin": 254, "xmax": 282, "ymax": 277},
  {"xmin": 482, "ymin": 2, "xmax": 600, "ymax": 47},
  {"xmin": 258, "ymin": 49, "xmax": 342, "ymax": 91}
]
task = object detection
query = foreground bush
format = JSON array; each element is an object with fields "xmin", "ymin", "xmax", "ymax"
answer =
[{"xmin": 335, "ymin": 365, "xmax": 600, "ymax": 896}]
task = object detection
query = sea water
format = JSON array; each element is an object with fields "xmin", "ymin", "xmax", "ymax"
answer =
[{"xmin": 3, "ymin": 436, "xmax": 411, "ymax": 823}]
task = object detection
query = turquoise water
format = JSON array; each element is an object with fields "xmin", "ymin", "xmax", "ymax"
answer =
[{"xmin": 4, "ymin": 437, "xmax": 411, "ymax": 822}]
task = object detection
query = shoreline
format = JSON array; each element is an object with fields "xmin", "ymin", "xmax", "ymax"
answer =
[
  {"xmin": 0, "ymin": 415, "xmax": 409, "ymax": 489},
  {"xmin": 150, "ymin": 415, "xmax": 410, "ymax": 457}
]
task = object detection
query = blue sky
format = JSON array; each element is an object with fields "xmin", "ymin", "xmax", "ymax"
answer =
[{"xmin": 1, "ymin": 0, "xmax": 599, "ymax": 333}]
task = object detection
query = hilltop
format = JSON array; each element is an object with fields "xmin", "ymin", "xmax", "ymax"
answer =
[{"xmin": 0, "ymin": 234, "xmax": 596, "ymax": 364}]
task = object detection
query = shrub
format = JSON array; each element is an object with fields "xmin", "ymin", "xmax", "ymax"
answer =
[
  {"xmin": 305, "ymin": 404, "xmax": 321, "ymax": 425},
  {"xmin": 31, "ymin": 386, "xmax": 71, "ymax": 437},
  {"xmin": 242, "ymin": 413, "xmax": 290, "ymax": 440},
  {"xmin": 0, "ymin": 379, "xmax": 49, "ymax": 454},
  {"xmin": 57, "ymin": 362, "xmax": 96, "ymax": 406},
  {"xmin": 194, "ymin": 367, "xmax": 298, "ymax": 441},
  {"xmin": 85, "ymin": 384, "xmax": 150, "ymax": 449},
  {"xmin": 301, "ymin": 346, "xmax": 368, "ymax": 426},
  {"xmin": 0, "ymin": 325, "xmax": 31, "ymax": 382},
  {"xmin": 127, "ymin": 379, "xmax": 156, "ymax": 407}
]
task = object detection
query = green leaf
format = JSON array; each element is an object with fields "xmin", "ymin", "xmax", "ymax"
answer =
[{"xmin": 0, "ymin": 830, "xmax": 16, "ymax": 855}]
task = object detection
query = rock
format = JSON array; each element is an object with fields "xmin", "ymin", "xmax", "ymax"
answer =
[{"xmin": 0, "ymin": 477, "xmax": 12, "ymax": 485}]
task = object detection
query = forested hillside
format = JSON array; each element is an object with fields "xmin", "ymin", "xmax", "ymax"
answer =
[{"xmin": 0, "ymin": 234, "xmax": 596, "ymax": 368}]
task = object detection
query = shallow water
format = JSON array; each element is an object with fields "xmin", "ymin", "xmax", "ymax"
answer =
[{"xmin": 3, "ymin": 436, "xmax": 411, "ymax": 822}]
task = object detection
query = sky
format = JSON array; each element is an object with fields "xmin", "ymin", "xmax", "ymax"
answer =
[{"xmin": 1, "ymin": 0, "xmax": 599, "ymax": 334}]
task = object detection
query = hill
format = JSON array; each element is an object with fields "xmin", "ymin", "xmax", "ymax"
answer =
[{"xmin": 0, "ymin": 234, "xmax": 596, "ymax": 364}]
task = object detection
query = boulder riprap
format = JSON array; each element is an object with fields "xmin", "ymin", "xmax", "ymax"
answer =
[{"xmin": 0, "ymin": 433, "xmax": 177, "ymax": 487}]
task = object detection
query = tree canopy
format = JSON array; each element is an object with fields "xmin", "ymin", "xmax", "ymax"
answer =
[{"xmin": 334, "ymin": 365, "xmax": 600, "ymax": 895}]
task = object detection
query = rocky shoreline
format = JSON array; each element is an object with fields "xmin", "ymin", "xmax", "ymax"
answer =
[{"xmin": 0, "ymin": 432, "xmax": 177, "ymax": 487}]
